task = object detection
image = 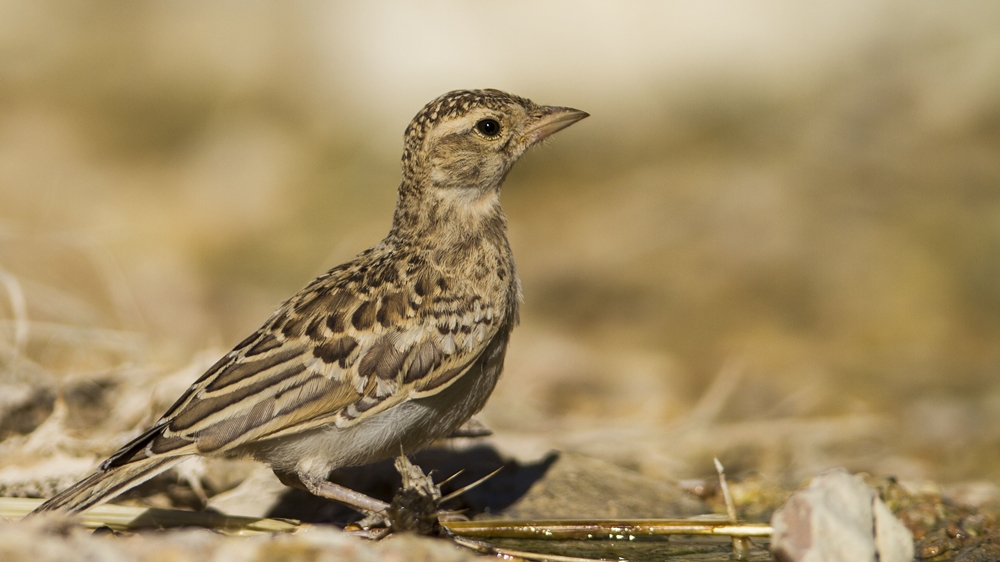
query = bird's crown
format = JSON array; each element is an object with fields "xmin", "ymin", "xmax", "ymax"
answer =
[{"xmin": 403, "ymin": 89, "xmax": 535, "ymax": 147}]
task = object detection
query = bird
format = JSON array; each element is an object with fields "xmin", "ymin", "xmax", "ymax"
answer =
[{"xmin": 30, "ymin": 89, "xmax": 588, "ymax": 520}]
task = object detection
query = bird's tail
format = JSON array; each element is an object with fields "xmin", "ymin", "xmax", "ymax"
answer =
[{"xmin": 30, "ymin": 456, "xmax": 184, "ymax": 515}]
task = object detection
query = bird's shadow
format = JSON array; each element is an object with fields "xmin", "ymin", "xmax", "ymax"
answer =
[{"xmin": 266, "ymin": 445, "xmax": 558, "ymax": 525}]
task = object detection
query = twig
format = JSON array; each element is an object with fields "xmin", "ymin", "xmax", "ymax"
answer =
[
  {"xmin": 441, "ymin": 518, "xmax": 772, "ymax": 540},
  {"xmin": 435, "ymin": 469, "xmax": 464, "ymax": 488},
  {"xmin": 715, "ymin": 457, "xmax": 752, "ymax": 559},
  {"xmin": 714, "ymin": 458, "xmax": 737, "ymax": 523},
  {"xmin": 451, "ymin": 535, "xmax": 612, "ymax": 562},
  {"xmin": 438, "ymin": 467, "xmax": 503, "ymax": 505}
]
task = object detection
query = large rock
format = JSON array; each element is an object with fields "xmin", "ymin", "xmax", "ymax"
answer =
[{"xmin": 501, "ymin": 452, "xmax": 709, "ymax": 519}]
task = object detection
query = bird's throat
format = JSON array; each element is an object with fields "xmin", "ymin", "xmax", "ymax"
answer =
[{"xmin": 394, "ymin": 179, "xmax": 501, "ymax": 226}]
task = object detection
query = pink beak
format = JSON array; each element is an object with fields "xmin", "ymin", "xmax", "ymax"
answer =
[{"xmin": 522, "ymin": 106, "xmax": 589, "ymax": 145}]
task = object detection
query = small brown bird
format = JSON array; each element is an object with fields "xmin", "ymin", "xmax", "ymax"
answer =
[{"xmin": 31, "ymin": 89, "xmax": 587, "ymax": 518}]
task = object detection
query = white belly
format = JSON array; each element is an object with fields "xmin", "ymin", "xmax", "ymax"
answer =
[{"xmin": 250, "ymin": 333, "xmax": 508, "ymax": 479}]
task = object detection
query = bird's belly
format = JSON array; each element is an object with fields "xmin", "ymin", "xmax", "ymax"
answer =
[{"xmin": 257, "ymin": 335, "xmax": 507, "ymax": 478}]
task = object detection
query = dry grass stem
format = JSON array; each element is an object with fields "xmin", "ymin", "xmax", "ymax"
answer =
[
  {"xmin": 438, "ymin": 466, "xmax": 504, "ymax": 505},
  {"xmin": 715, "ymin": 457, "xmax": 752, "ymax": 558},
  {"xmin": 0, "ymin": 497, "xmax": 297, "ymax": 535},
  {"xmin": 441, "ymin": 519, "xmax": 772, "ymax": 540},
  {"xmin": 451, "ymin": 535, "xmax": 613, "ymax": 562},
  {"xmin": 76, "ymin": 238, "xmax": 147, "ymax": 333},
  {"xmin": 0, "ymin": 268, "xmax": 29, "ymax": 359},
  {"xmin": 681, "ymin": 360, "xmax": 744, "ymax": 429},
  {"xmin": 0, "ymin": 320, "xmax": 144, "ymax": 352}
]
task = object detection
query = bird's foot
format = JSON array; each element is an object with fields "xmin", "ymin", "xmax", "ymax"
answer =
[
  {"xmin": 294, "ymin": 456, "xmax": 493, "ymax": 539},
  {"xmin": 346, "ymin": 512, "xmax": 392, "ymax": 540},
  {"xmin": 383, "ymin": 455, "xmax": 446, "ymax": 535},
  {"xmin": 354, "ymin": 511, "xmax": 390, "ymax": 529}
]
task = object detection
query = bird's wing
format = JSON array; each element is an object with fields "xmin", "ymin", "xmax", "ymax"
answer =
[{"xmin": 104, "ymin": 265, "xmax": 505, "ymax": 468}]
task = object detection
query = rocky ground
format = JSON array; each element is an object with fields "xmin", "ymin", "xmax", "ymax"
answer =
[{"xmin": 3, "ymin": 2, "xmax": 1000, "ymax": 560}]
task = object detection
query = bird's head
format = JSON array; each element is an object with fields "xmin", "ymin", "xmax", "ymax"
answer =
[{"xmin": 395, "ymin": 90, "xmax": 587, "ymax": 230}]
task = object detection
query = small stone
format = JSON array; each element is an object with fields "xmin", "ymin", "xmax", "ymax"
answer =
[
  {"xmin": 770, "ymin": 468, "xmax": 913, "ymax": 562},
  {"xmin": 873, "ymin": 491, "xmax": 916, "ymax": 562}
]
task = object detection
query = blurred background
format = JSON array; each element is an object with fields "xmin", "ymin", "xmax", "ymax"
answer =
[{"xmin": 1, "ymin": 1, "xmax": 999, "ymax": 492}]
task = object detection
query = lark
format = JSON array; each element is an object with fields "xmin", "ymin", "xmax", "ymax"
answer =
[{"xmin": 31, "ymin": 89, "xmax": 587, "ymax": 520}]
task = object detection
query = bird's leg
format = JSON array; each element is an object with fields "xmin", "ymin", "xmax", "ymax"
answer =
[
  {"xmin": 300, "ymin": 474, "xmax": 391, "ymax": 516},
  {"xmin": 278, "ymin": 470, "xmax": 390, "ymax": 525},
  {"xmin": 386, "ymin": 455, "xmax": 474, "ymax": 530},
  {"xmin": 446, "ymin": 416, "xmax": 493, "ymax": 438}
]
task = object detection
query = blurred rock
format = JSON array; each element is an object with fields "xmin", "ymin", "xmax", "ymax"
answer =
[
  {"xmin": 501, "ymin": 452, "xmax": 709, "ymax": 519},
  {"xmin": 770, "ymin": 468, "xmax": 913, "ymax": 562},
  {"xmin": 207, "ymin": 463, "xmax": 291, "ymax": 518},
  {"xmin": 0, "ymin": 382, "xmax": 54, "ymax": 440},
  {"xmin": 0, "ymin": 454, "xmax": 95, "ymax": 499},
  {"xmin": 61, "ymin": 378, "xmax": 117, "ymax": 431},
  {"xmin": 945, "ymin": 481, "xmax": 1000, "ymax": 510}
]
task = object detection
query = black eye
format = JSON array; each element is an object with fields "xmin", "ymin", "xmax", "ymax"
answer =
[{"xmin": 476, "ymin": 118, "xmax": 501, "ymax": 137}]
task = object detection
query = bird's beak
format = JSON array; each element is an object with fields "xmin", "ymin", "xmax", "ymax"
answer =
[{"xmin": 522, "ymin": 106, "xmax": 589, "ymax": 145}]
